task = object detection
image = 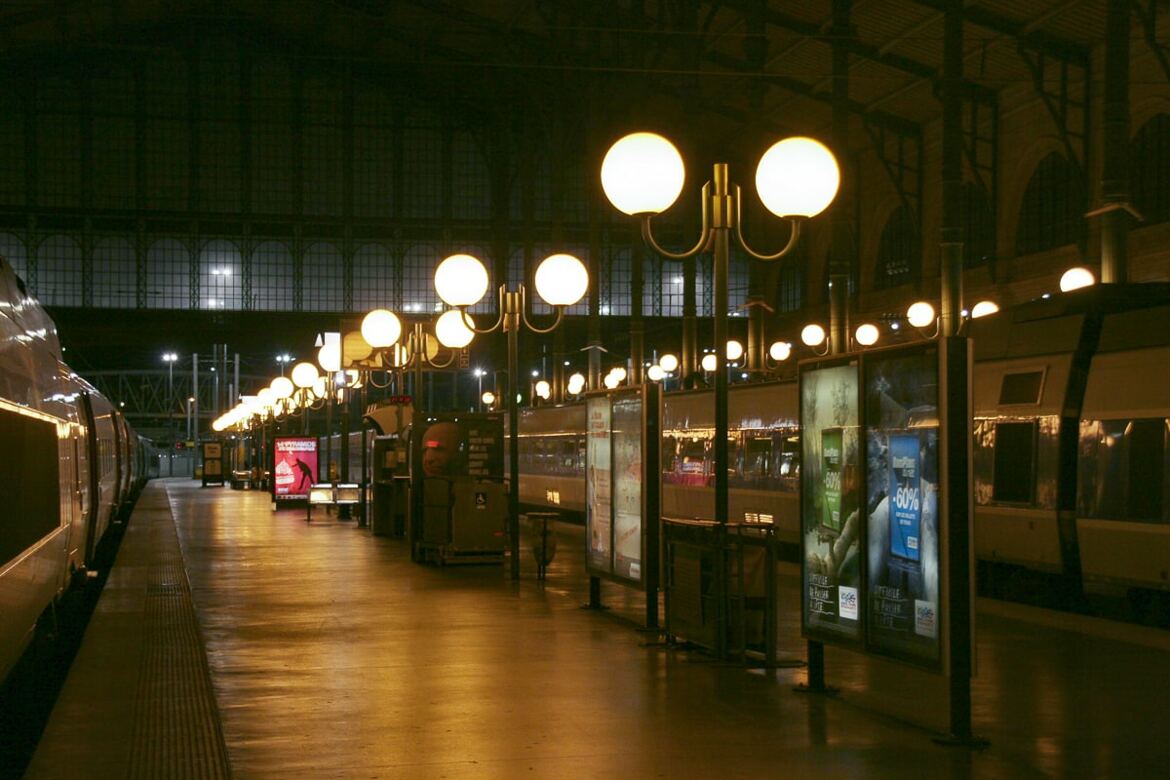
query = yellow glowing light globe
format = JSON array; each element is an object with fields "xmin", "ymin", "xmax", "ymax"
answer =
[
  {"xmin": 658, "ymin": 353, "xmax": 679, "ymax": 373},
  {"xmin": 434, "ymin": 310, "xmax": 475, "ymax": 349},
  {"xmin": 343, "ymin": 330, "xmax": 372, "ymax": 364},
  {"xmin": 481, "ymin": 391, "xmax": 496, "ymax": 405},
  {"xmin": 756, "ymin": 137, "xmax": 840, "ymax": 218},
  {"xmin": 971, "ymin": 300, "xmax": 999, "ymax": 319},
  {"xmin": 257, "ymin": 387, "xmax": 275, "ymax": 407},
  {"xmin": 291, "ymin": 361, "xmax": 319, "ymax": 389},
  {"xmin": 800, "ymin": 324, "xmax": 826, "ymax": 347},
  {"xmin": 361, "ymin": 309, "xmax": 402, "ymax": 349},
  {"xmin": 647, "ymin": 365, "xmax": 666, "ymax": 382},
  {"xmin": 609, "ymin": 366, "xmax": 627, "ymax": 382},
  {"xmin": 434, "ymin": 254, "xmax": 489, "ymax": 307},
  {"xmin": 534, "ymin": 253, "xmax": 588, "ymax": 307},
  {"xmin": 535, "ymin": 380, "xmax": 551, "ymax": 399},
  {"xmin": 701, "ymin": 353, "xmax": 718, "ymax": 372},
  {"xmin": 907, "ymin": 301, "xmax": 936, "ymax": 329},
  {"xmin": 603, "ymin": 373, "xmax": 621, "ymax": 389},
  {"xmin": 270, "ymin": 376, "xmax": 294, "ymax": 399},
  {"xmin": 769, "ymin": 341, "xmax": 792, "ymax": 361},
  {"xmin": 726, "ymin": 339, "xmax": 744, "ymax": 361},
  {"xmin": 317, "ymin": 343, "xmax": 341, "ymax": 373},
  {"xmin": 855, "ymin": 323, "xmax": 880, "ymax": 347},
  {"xmin": 600, "ymin": 132, "xmax": 686, "ymax": 216},
  {"xmin": 311, "ymin": 376, "xmax": 327, "ymax": 399},
  {"xmin": 1060, "ymin": 266, "xmax": 1096, "ymax": 292}
]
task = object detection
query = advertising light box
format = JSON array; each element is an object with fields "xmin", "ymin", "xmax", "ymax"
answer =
[
  {"xmin": 611, "ymin": 394, "xmax": 643, "ymax": 582},
  {"xmin": 864, "ymin": 345, "xmax": 942, "ymax": 668},
  {"xmin": 584, "ymin": 385, "xmax": 659, "ymax": 588},
  {"xmin": 800, "ymin": 359, "xmax": 862, "ymax": 643},
  {"xmin": 585, "ymin": 395, "xmax": 613, "ymax": 574},
  {"xmin": 274, "ymin": 437, "xmax": 318, "ymax": 500}
]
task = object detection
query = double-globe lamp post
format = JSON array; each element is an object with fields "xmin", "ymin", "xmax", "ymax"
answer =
[
  {"xmin": 601, "ymin": 131, "xmax": 839, "ymax": 655},
  {"xmin": 433, "ymin": 252, "xmax": 588, "ymax": 580}
]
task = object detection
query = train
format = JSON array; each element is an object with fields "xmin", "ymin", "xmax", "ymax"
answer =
[
  {"xmin": 0, "ymin": 258, "xmax": 154, "ymax": 685},
  {"xmin": 512, "ymin": 283, "xmax": 1170, "ymax": 620}
]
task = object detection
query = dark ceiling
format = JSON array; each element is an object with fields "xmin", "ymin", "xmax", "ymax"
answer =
[{"xmin": 2, "ymin": 0, "xmax": 1159, "ymax": 377}]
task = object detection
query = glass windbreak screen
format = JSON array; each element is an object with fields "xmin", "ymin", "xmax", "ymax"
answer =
[
  {"xmin": 1078, "ymin": 419, "xmax": 1168, "ymax": 523},
  {"xmin": 993, "ymin": 421, "xmax": 1036, "ymax": 503}
]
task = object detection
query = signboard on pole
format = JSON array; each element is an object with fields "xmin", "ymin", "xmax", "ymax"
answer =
[
  {"xmin": 799, "ymin": 359, "xmax": 862, "ymax": 643},
  {"xmin": 863, "ymin": 345, "xmax": 942, "ymax": 668},
  {"xmin": 274, "ymin": 437, "xmax": 318, "ymax": 500}
]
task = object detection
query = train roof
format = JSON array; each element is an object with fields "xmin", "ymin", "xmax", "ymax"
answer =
[
  {"xmin": 970, "ymin": 282, "xmax": 1170, "ymax": 361},
  {"xmin": 0, "ymin": 256, "xmax": 63, "ymax": 362}
]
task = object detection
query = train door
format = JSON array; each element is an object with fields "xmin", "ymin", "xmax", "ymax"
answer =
[{"xmin": 79, "ymin": 392, "xmax": 103, "ymax": 563}]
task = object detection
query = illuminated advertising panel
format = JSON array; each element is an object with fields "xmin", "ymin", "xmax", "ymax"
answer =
[
  {"xmin": 864, "ymin": 346, "xmax": 941, "ymax": 667},
  {"xmin": 800, "ymin": 360, "xmax": 861, "ymax": 643},
  {"xmin": 585, "ymin": 395, "xmax": 612, "ymax": 574},
  {"xmin": 611, "ymin": 394, "xmax": 643, "ymax": 581},
  {"xmin": 274, "ymin": 437, "xmax": 318, "ymax": 499},
  {"xmin": 415, "ymin": 414, "xmax": 504, "ymax": 480}
]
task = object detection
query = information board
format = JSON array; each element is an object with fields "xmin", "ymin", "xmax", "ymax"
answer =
[
  {"xmin": 585, "ymin": 395, "xmax": 612, "ymax": 573},
  {"xmin": 273, "ymin": 437, "xmax": 318, "ymax": 499},
  {"xmin": 864, "ymin": 346, "xmax": 941, "ymax": 667},
  {"xmin": 800, "ymin": 360, "xmax": 862, "ymax": 643},
  {"xmin": 415, "ymin": 413, "xmax": 504, "ymax": 480}
]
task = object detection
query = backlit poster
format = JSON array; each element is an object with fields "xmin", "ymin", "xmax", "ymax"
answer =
[
  {"xmin": 274, "ymin": 437, "xmax": 318, "ymax": 499},
  {"xmin": 586, "ymin": 396, "xmax": 612, "ymax": 573},
  {"xmin": 611, "ymin": 394, "xmax": 643, "ymax": 582},
  {"xmin": 800, "ymin": 361, "xmax": 861, "ymax": 642},
  {"xmin": 864, "ymin": 346, "xmax": 941, "ymax": 667}
]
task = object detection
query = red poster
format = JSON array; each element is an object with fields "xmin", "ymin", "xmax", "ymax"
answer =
[{"xmin": 274, "ymin": 437, "xmax": 318, "ymax": 499}]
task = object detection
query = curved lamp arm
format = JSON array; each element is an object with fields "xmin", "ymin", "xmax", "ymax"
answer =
[
  {"xmin": 734, "ymin": 185, "xmax": 803, "ymax": 261},
  {"xmin": 367, "ymin": 369, "xmax": 394, "ymax": 390},
  {"xmin": 459, "ymin": 285, "xmax": 507, "ymax": 334},
  {"xmin": 518, "ymin": 287, "xmax": 566, "ymax": 334},
  {"xmin": 640, "ymin": 181, "xmax": 712, "ymax": 262}
]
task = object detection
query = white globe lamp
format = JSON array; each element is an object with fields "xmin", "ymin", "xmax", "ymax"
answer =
[
  {"xmin": 361, "ymin": 309, "xmax": 402, "ymax": 349},
  {"xmin": 756, "ymin": 137, "xmax": 840, "ymax": 219},
  {"xmin": 600, "ymin": 132, "xmax": 686, "ymax": 216},
  {"xmin": 434, "ymin": 254, "xmax": 489, "ymax": 307},
  {"xmin": 434, "ymin": 310, "xmax": 475, "ymax": 349},
  {"xmin": 534, "ymin": 253, "xmax": 588, "ymax": 306}
]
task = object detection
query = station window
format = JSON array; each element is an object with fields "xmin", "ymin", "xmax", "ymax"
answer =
[
  {"xmin": 0, "ymin": 233, "xmax": 29, "ymax": 286},
  {"xmin": 144, "ymin": 239, "xmax": 191, "ymax": 309},
  {"xmin": 1130, "ymin": 113, "xmax": 1170, "ymax": 227},
  {"xmin": 402, "ymin": 243, "xmax": 440, "ymax": 315},
  {"xmin": 252, "ymin": 241, "xmax": 294, "ymax": 311},
  {"xmin": 876, "ymin": 204, "xmax": 919, "ymax": 289},
  {"xmin": 35, "ymin": 76, "xmax": 81, "ymax": 209},
  {"xmin": 303, "ymin": 242, "xmax": 344, "ymax": 312},
  {"xmin": 0, "ymin": 81, "xmax": 25, "ymax": 207},
  {"xmin": 1015, "ymin": 152, "xmax": 1085, "ymax": 256},
  {"xmin": 1078, "ymin": 419, "xmax": 1168, "ymax": 523},
  {"xmin": 37, "ymin": 235, "xmax": 83, "ymax": 307},
  {"xmin": 451, "ymin": 128, "xmax": 490, "ymax": 221},
  {"xmin": 200, "ymin": 240, "xmax": 243, "ymax": 310},
  {"xmin": 961, "ymin": 182, "xmax": 996, "ymax": 269},
  {"xmin": 992, "ymin": 421, "xmax": 1036, "ymax": 504},
  {"xmin": 352, "ymin": 243, "xmax": 394, "ymax": 313},
  {"xmin": 93, "ymin": 238, "xmax": 137, "ymax": 308},
  {"xmin": 303, "ymin": 73, "xmax": 344, "ymax": 218},
  {"xmin": 353, "ymin": 83, "xmax": 395, "ymax": 218}
]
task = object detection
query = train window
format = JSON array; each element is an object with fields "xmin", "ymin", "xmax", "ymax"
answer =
[
  {"xmin": 993, "ymin": 421, "xmax": 1036, "ymax": 503},
  {"xmin": 744, "ymin": 437, "xmax": 771, "ymax": 477},
  {"xmin": 999, "ymin": 370, "xmax": 1045, "ymax": 406},
  {"xmin": 1079, "ymin": 419, "xmax": 1168, "ymax": 523},
  {"xmin": 0, "ymin": 407, "xmax": 60, "ymax": 566}
]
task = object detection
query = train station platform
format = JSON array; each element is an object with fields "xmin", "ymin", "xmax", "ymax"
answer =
[{"xmin": 26, "ymin": 479, "xmax": 1170, "ymax": 778}]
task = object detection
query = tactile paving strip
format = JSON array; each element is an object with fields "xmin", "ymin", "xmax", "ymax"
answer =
[{"xmin": 124, "ymin": 517, "xmax": 231, "ymax": 780}]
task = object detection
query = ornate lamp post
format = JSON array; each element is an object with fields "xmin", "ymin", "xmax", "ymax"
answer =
[
  {"xmin": 434, "ymin": 252, "xmax": 588, "ymax": 580},
  {"xmin": 601, "ymin": 131, "xmax": 838, "ymax": 658}
]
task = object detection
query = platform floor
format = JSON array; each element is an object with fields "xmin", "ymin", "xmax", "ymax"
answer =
[{"xmin": 26, "ymin": 479, "xmax": 1170, "ymax": 778}]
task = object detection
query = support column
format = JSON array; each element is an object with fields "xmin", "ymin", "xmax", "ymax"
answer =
[
  {"xmin": 940, "ymin": 0, "xmax": 965, "ymax": 338},
  {"xmin": 828, "ymin": 0, "xmax": 853, "ymax": 355},
  {"xmin": 682, "ymin": 257, "xmax": 698, "ymax": 384},
  {"xmin": 1100, "ymin": 0, "xmax": 1130, "ymax": 284},
  {"xmin": 630, "ymin": 243, "xmax": 645, "ymax": 384}
]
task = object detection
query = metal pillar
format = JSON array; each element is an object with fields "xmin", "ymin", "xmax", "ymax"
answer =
[
  {"xmin": 1100, "ymin": 0, "xmax": 1130, "ymax": 284},
  {"xmin": 506, "ymin": 300, "xmax": 521, "ymax": 580},
  {"xmin": 192, "ymin": 353, "xmax": 199, "ymax": 441}
]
